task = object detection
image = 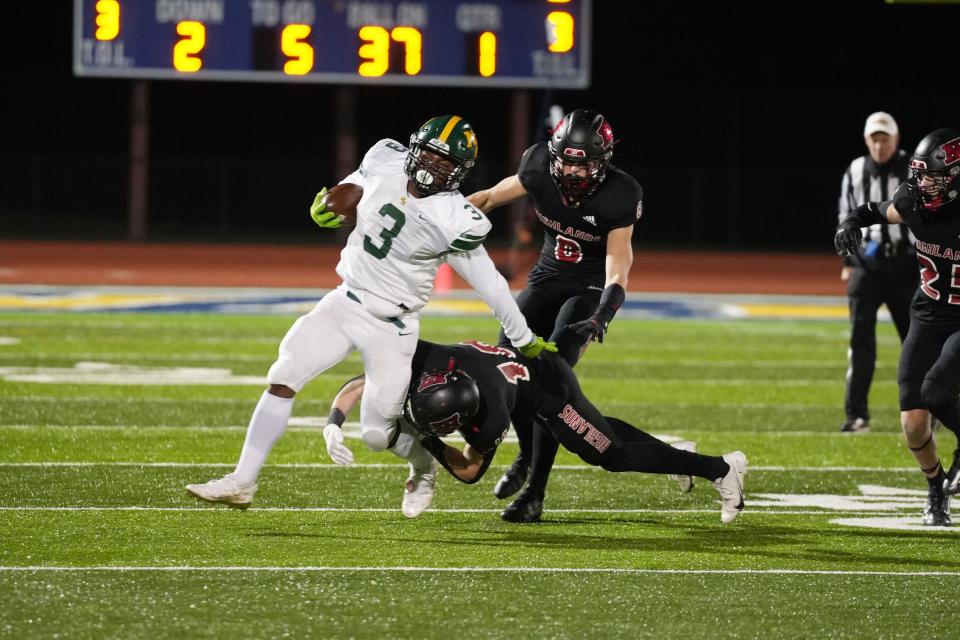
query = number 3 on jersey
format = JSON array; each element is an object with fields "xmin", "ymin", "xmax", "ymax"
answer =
[{"xmin": 364, "ymin": 203, "xmax": 406, "ymax": 259}]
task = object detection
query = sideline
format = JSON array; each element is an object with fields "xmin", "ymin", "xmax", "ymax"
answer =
[{"xmin": 0, "ymin": 284, "xmax": 849, "ymax": 320}]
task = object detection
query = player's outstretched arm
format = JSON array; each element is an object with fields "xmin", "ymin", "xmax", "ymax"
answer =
[
  {"xmin": 447, "ymin": 246, "xmax": 534, "ymax": 348},
  {"xmin": 467, "ymin": 175, "xmax": 528, "ymax": 213},
  {"xmin": 420, "ymin": 437, "xmax": 495, "ymax": 483},
  {"xmin": 567, "ymin": 225, "xmax": 633, "ymax": 344},
  {"xmin": 834, "ymin": 201, "xmax": 900, "ymax": 256},
  {"xmin": 322, "ymin": 374, "xmax": 365, "ymax": 465}
]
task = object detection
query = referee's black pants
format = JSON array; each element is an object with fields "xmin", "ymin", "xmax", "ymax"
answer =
[{"xmin": 845, "ymin": 262, "xmax": 915, "ymax": 422}]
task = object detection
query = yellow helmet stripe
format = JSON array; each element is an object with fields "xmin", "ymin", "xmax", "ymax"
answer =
[{"xmin": 438, "ymin": 115, "xmax": 462, "ymax": 143}]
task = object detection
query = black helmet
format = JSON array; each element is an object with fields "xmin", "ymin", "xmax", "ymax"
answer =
[
  {"xmin": 404, "ymin": 115, "xmax": 479, "ymax": 196},
  {"xmin": 547, "ymin": 108, "xmax": 615, "ymax": 207},
  {"xmin": 403, "ymin": 368, "xmax": 480, "ymax": 436},
  {"xmin": 908, "ymin": 128, "xmax": 960, "ymax": 210}
]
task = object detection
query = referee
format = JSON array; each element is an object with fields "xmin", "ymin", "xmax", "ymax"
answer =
[{"xmin": 837, "ymin": 111, "xmax": 915, "ymax": 433}]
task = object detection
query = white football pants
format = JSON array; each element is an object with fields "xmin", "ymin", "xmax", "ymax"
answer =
[{"xmin": 267, "ymin": 286, "xmax": 419, "ymax": 451}]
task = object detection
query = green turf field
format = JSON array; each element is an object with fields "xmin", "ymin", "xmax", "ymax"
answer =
[{"xmin": 0, "ymin": 311, "xmax": 955, "ymax": 638}]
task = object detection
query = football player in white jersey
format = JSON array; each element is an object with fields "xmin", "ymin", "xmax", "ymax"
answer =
[{"xmin": 186, "ymin": 115, "xmax": 556, "ymax": 518}]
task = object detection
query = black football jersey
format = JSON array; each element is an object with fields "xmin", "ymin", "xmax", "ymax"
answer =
[
  {"xmin": 410, "ymin": 339, "xmax": 579, "ymax": 453},
  {"xmin": 517, "ymin": 143, "xmax": 643, "ymax": 285},
  {"xmin": 893, "ymin": 184, "xmax": 960, "ymax": 323}
]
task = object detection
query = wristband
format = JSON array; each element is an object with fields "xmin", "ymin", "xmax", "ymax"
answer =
[
  {"xmin": 327, "ymin": 408, "xmax": 346, "ymax": 428},
  {"xmin": 594, "ymin": 283, "xmax": 625, "ymax": 325}
]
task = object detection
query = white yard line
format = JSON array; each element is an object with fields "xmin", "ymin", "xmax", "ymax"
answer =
[
  {"xmin": 0, "ymin": 566, "xmax": 956, "ymax": 576},
  {"xmin": 0, "ymin": 462, "xmax": 921, "ymax": 472},
  {"xmin": 0, "ymin": 507, "xmax": 917, "ymax": 515},
  {"xmin": 5, "ymin": 396, "xmax": 873, "ymax": 411},
  {"xmin": 0, "ymin": 424, "xmax": 908, "ymax": 438},
  {"xmin": 0, "ymin": 352, "xmax": 275, "ymax": 362}
]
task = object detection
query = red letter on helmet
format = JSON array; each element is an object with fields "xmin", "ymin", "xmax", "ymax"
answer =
[
  {"xmin": 941, "ymin": 136, "xmax": 960, "ymax": 166},
  {"xmin": 429, "ymin": 412, "xmax": 464, "ymax": 434},
  {"xmin": 417, "ymin": 371, "xmax": 450, "ymax": 392}
]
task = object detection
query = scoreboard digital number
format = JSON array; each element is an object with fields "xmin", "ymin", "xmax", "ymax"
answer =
[{"xmin": 74, "ymin": 0, "xmax": 591, "ymax": 88}]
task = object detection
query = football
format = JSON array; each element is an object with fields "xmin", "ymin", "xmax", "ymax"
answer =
[{"xmin": 323, "ymin": 183, "xmax": 363, "ymax": 227}]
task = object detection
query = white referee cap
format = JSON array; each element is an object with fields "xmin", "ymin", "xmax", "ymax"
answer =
[{"xmin": 864, "ymin": 112, "xmax": 899, "ymax": 137}]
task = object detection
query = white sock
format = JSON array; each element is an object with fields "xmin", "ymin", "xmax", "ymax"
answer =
[
  {"xmin": 390, "ymin": 429, "xmax": 434, "ymax": 474},
  {"xmin": 233, "ymin": 390, "xmax": 293, "ymax": 484}
]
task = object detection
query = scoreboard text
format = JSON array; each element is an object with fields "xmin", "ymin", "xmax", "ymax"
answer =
[{"xmin": 74, "ymin": 0, "xmax": 592, "ymax": 88}]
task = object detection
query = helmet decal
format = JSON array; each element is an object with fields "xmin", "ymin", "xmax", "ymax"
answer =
[
  {"xmin": 941, "ymin": 137, "xmax": 960, "ymax": 166},
  {"xmin": 597, "ymin": 119, "xmax": 614, "ymax": 149},
  {"xmin": 428, "ymin": 413, "xmax": 465, "ymax": 433},
  {"xmin": 417, "ymin": 371, "xmax": 451, "ymax": 393}
]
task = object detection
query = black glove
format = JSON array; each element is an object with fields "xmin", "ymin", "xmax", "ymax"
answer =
[
  {"xmin": 567, "ymin": 317, "xmax": 607, "ymax": 344},
  {"xmin": 834, "ymin": 201, "xmax": 888, "ymax": 257},
  {"xmin": 565, "ymin": 284, "xmax": 625, "ymax": 345},
  {"xmin": 834, "ymin": 224, "xmax": 863, "ymax": 257}
]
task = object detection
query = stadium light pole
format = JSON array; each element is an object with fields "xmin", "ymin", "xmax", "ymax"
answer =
[
  {"xmin": 333, "ymin": 86, "xmax": 358, "ymax": 244},
  {"xmin": 127, "ymin": 80, "xmax": 150, "ymax": 242}
]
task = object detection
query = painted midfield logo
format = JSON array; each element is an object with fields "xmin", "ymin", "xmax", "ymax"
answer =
[{"xmin": 753, "ymin": 484, "xmax": 957, "ymax": 531}]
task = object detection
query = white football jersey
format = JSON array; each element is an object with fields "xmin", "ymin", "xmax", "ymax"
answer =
[{"xmin": 335, "ymin": 139, "xmax": 491, "ymax": 311}]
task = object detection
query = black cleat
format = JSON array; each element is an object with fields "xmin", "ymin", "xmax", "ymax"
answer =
[
  {"xmin": 501, "ymin": 490, "xmax": 543, "ymax": 523},
  {"xmin": 493, "ymin": 459, "xmax": 529, "ymax": 500},
  {"xmin": 944, "ymin": 448, "xmax": 960, "ymax": 497},
  {"xmin": 840, "ymin": 418, "xmax": 870, "ymax": 433},
  {"xmin": 923, "ymin": 480, "xmax": 952, "ymax": 527}
]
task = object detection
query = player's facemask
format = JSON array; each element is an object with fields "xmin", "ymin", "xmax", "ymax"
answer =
[
  {"xmin": 405, "ymin": 115, "xmax": 478, "ymax": 196},
  {"xmin": 909, "ymin": 165, "xmax": 959, "ymax": 211}
]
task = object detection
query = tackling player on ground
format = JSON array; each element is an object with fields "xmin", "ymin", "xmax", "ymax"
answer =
[
  {"xmin": 467, "ymin": 108, "xmax": 649, "ymax": 522},
  {"xmin": 323, "ymin": 338, "xmax": 748, "ymax": 524},
  {"xmin": 835, "ymin": 127, "xmax": 960, "ymax": 526},
  {"xmin": 186, "ymin": 115, "xmax": 555, "ymax": 517}
]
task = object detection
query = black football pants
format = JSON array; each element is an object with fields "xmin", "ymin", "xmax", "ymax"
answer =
[
  {"xmin": 497, "ymin": 279, "xmax": 601, "ymax": 497},
  {"xmin": 529, "ymin": 362, "xmax": 727, "ymax": 480},
  {"xmin": 845, "ymin": 265, "xmax": 914, "ymax": 421},
  {"xmin": 898, "ymin": 318, "xmax": 960, "ymax": 438}
]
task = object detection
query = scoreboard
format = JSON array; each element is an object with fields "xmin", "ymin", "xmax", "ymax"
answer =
[{"xmin": 73, "ymin": 0, "xmax": 592, "ymax": 88}]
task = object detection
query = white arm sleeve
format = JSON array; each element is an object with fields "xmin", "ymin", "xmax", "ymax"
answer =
[{"xmin": 447, "ymin": 247, "xmax": 534, "ymax": 348}]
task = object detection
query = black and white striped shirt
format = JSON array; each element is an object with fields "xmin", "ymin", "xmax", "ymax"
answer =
[{"xmin": 838, "ymin": 149, "xmax": 913, "ymax": 261}]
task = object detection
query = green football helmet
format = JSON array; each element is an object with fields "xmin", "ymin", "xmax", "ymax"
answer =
[{"xmin": 405, "ymin": 115, "xmax": 479, "ymax": 195}]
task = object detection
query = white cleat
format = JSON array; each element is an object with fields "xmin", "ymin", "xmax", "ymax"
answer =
[
  {"xmin": 186, "ymin": 473, "xmax": 258, "ymax": 509},
  {"xmin": 668, "ymin": 440, "xmax": 697, "ymax": 493},
  {"xmin": 401, "ymin": 458, "xmax": 437, "ymax": 518},
  {"xmin": 713, "ymin": 451, "xmax": 747, "ymax": 523}
]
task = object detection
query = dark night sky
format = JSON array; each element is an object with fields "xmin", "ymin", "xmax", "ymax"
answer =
[{"xmin": 2, "ymin": 0, "xmax": 958, "ymax": 247}]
